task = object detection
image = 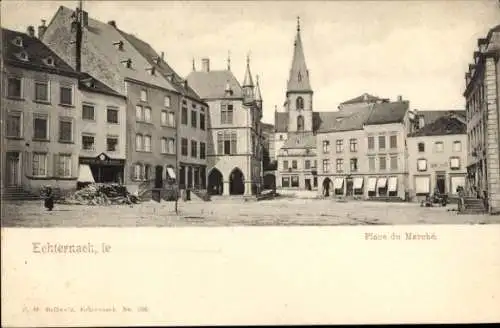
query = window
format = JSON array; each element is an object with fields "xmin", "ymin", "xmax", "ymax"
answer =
[
  {"xmin": 82, "ymin": 134, "xmax": 95, "ymax": 150},
  {"xmin": 378, "ymin": 135, "xmax": 386, "ymax": 150},
  {"xmin": 181, "ymin": 138, "xmax": 188, "ymax": 156},
  {"xmin": 107, "ymin": 136, "xmax": 118, "ymax": 152},
  {"xmin": 167, "ymin": 138, "xmax": 175, "ymax": 154},
  {"xmin": 368, "ymin": 136, "xmax": 375, "ymax": 150},
  {"xmin": 417, "ymin": 159, "xmax": 427, "ymax": 171},
  {"xmin": 282, "ymin": 160, "xmax": 289, "ymax": 170},
  {"xmin": 140, "ymin": 89, "xmax": 147, "ymax": 102},
  {"xmin": 135, "ymin": 134, "xmax": 143, "ymax": 151},
  {"xmin": 312, "ymin": 160, "xmax": 317, "ymax": 169},
  {"xmin": 390, "ymin": 135, "xmax": 397, "ymax": 149},
  {"xmin": 134, "ymin": 164, "xmax": 143, "ymax": 180},
  {"xmin": 217, "ymin": 131, "xmax": 237, "ymax": 155},
  {"xmin": 82, "ymin": 104, "xmax": 95, "ymax": 120},
  {"xmin": 368, "ymin": 157, "xmax": 375, "ymax": 172},
  {"xmin": 32, "ymin": 153, "xmax": 47, "ymax": 176},
  {"xmin": 161, "ymin": 138, "xmax": 168, "ymax": 154},
  {"xmin": 297, "ymin": 115, "xmax": 304, "ymax": 131},
  {"xmin": 200, "ymin": 142, "xmax": 206, "ymax": 159},
  {"xmin": 58, "ymin": 119, "xmax": 72, "ymax": 142},
  {"xmin": 282, "ymin": 177, "xmax": 290, "ymax": 188},
  {"xmin": 7, "ymin": 77, "xmax": 22, "ymax": 98},
  {"xmin": 418, "ymin": 142, "xmax": 425, "ymax": 152},
  {"xmin": 322, "ymin": 159, "xmax": 330, "ymax": 173},
  {"xmin": 56, "ymin": 154, "xmax": 71, "ymax": 177},
  {"xmin": 221, "ymin": 103, "xmax": 234, "ymax": 124},
  {"xmin": 450, "ymin": 157, "xmax": 460, "ymax": 170},
  {"xmin": 434, "ymin": 141, "xmax": 444, "ymax": 153},
  {"xmin": 350, "ymin": 158, "xmax": 358, "ymax": 172},
  {"xmin": 136, "ymin": 105, "xmax": 143, "ymax": 121},
  {"xmin": 292, "ymin": 160, "xmax": 297, "ymax": 169},
  {"xmin": 379, "ymin": 156, "xmax": 386, "ymax": 170},
  {"xmin": 164, "ymin": 96, "xmax": 171, "ymax": 107},
  {"xmin": 144, "ymin": 135, "xmax": 151, "ymax": 152},
  {"xmin": 291, "ymin": 175, "xmax": 299, "ymax": 187},
  {"xmin": 336, "ymin": 159, "xmax": 344, "ymax": 173},
  {"xmin": 296, "ymin": 97, "xmax": 304, "ymax": 110},
  {"xmin": 60, "ymin": 85, "xmax": 73, "ymax": 105},
  {"xmin": 390, "ymin": 156, "xmax": 398, "ymax": 170},
  {"xmin": 415, "ymin": 176, "xmax": 430, "ymax": 195},
  {"xmin": 144, "ymin": 107, "xmax": 152, "ymax": 122},
  {"xmin": 6, "ymin": 112, "xmax": 22, "ymax": 137},
  {"xmin": 349, "ymin": 139, "xmax": 357, "ymax": 152},
  {"xmin": 191, "ymin": 140, "xmax": 197, "ymax": 158},
  {"xmin": 191, "ymin": 110, "xmax": 197, "ymax": 128},
  {"xmin": 336, "ymin": 139, "xmax": 344, "ymax": 153},
  {"xmin": 107, "ymin": 107, "xmax": 118, "ymax": 123},
  {"xmin": 322, "ymin": 140, "xmax": 330, "ymax": 153},
  {"xmin": 200, "ymin": 113, "xmax": 205, "ymax": 130},
  {"xmin": 33, "ymin": 114, "xmax": 49, "ymax": 140},
  {"xmin": 161, "ymin": 111, "xmax": 168, "ymax": 125},
  {"xmin": 34, "ymin": 81, "xmax": 49, "ymax": 102},
  {"xmin": 168, "ymin": 112, "xmax": 175, "ymax": 127},
  {"xmin": 181, "ymin": 106, "xmax": 188, "ymax": 125},
  {"xmin": 453, "ymin": 141, "xmax": 462, "ymax": 152},
  {"xmin": 305, "ymin": 160, "xmax": 311, "ymax": 169},
  {"xmin": 144, "ymin": 164, "xmax": 151, "ymax": 180}
]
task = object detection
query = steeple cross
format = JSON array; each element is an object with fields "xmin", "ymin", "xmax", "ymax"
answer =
[{"xmin": 297, "ymin": 16, "xmax": 300, "ymax": 32}]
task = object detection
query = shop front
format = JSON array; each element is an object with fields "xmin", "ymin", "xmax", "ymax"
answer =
[{"xmin": 78, "ymin": 153, "xmax": 125, "ymax": 185}]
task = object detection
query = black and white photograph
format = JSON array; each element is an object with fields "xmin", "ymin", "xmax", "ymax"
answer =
[{"xmin": 1, "ymin": 0, "xmax": 500, "ymax": 326}]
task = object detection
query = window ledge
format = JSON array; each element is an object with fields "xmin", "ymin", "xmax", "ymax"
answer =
[
  {"xmin": 106, "ymin": 122, "xmax": 119, "ymax": 125},
  {"xmin": 33, "ymin": 100, "xmax": 51, "ymax": 105},
  {"xmin": 6, "ymin": 136, "xmax": 24, "ymax": 140},
  {"xmin": 83, "ymin": 119, "xmax": 96, "ymax": 122},
  {"xmin": 136, "ymin": 150, "xmax": 152, "ymax": 153},
  {"xmin": 59, "ymin": 103, "xmax": 75, "ymax": 108},
  {"xmin": 32, "ymin": 138, "xmax": 50, "ymax": 142},
  {"xmin": 58, "ymin": 140, "xmax": 74, "ymax": 144},
  {"xmin": 6, "ymin": 96, "xmax": 24, "ymax": 101}
]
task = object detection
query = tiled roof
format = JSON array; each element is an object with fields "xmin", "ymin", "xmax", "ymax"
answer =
[
  {"xmin": 365, "ymin": 101, "xmax": 409, "ymax": 125},
  {"xmin": 408, "ymin": 116, "xmax": 466, "ymax": 137},
  {"xmin": 79, "ymin": 72, "xmax": 125, "ymax": 98},
  {"xmin": 118, "ymin": 30, "xmax": 203, "ymax": 102},
  {"xmin": 282, "ymin": 132, "xmax": 316, "ymax": 149},
  {"xmin": 417, "ymin": 110, "xmax": 465, "ymax": 126},
  {"xmin": 2, "ymin": 28, "xmax": 77, "ymax": 76},
  {"xmin": 186, "ymin": 70, "xmax": 243, "ymax": 99},
  {"xmin": 316, "ymin": 107, "xmax": 373, "ymax": 133},
  {"xmin": 340, "ymin": 93, "xmax": 383, "ymax": 105}
]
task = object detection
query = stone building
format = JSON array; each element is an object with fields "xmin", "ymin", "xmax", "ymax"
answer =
[
  {"xmin": 464, "ymin": 24, "xmax": 500, "ymax": 214},
  {"xmin": 187, "ymin": 57, "xmax": 264, "ymax": 196},
  {"xmin": 407, "ymin": 111, "xmax": 467, "ymax": 201},
  {"xmin": 2, "ymin": 27, "xmax": 81, "ymax": 195}
]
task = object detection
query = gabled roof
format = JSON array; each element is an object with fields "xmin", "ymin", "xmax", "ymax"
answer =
[
  {"xmin": 117, "ymin": 29, "xmax": 203, "ymax": 102},
  {"xmin": 2, "ymin": 28, "xmax": 77, "ymax": 76},
  {"xmin": 316, "ymin": 107, "xmax": 373, "ymax": 133},
  {"xmin": 286, "ymin": 21, "xmax": 312, "ymax": 93},
  {"xmin": 340, "ymin": 93, "xmax": 384, "ymax": 105},
  {"xmin": 186, "ymin": 70, "xmax": 243, "ymax": 99},
  {"xmin": 365, "ymin": 101, "xmax": 409, "ymax": 125},
  {"xmin": 282, "ymin": 132, "xmax": 316, "ymax": 149},
  {"xmin": 408, "ymin": 115, "xmax": 466, "ymax": 137}
]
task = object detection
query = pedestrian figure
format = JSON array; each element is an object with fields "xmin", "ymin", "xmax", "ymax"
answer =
[{"xmin": 44, "ymin": 186, "xmax": 55, "ymax": 211}]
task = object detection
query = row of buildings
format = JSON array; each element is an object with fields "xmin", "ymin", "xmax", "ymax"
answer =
[
  {"xmin": 269, "ymin": 19, "xmax": 469, "ymax": 203},
  {"xmin": 1, "ymin": 5, "xmax": 264, "ymax": 197}
]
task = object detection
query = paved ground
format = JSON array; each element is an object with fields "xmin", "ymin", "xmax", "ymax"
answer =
[{"xmin": 2, "ymin": 195, "xmax": 498, "ymax": 227}]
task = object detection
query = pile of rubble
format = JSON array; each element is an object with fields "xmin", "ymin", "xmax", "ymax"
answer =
[{"xmin": 64, "ymin": 184, "xmax": 139, "ymax": 206}]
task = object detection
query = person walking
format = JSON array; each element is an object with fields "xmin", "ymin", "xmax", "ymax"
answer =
[{"xmin": 44, "ymin": 186, "xmax": 55, "ymax": 211}]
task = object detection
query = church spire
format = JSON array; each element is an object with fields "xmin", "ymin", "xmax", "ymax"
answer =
[
  {"xmin": 255, "ymin": 74, "xmax": 262, "ymax": 103},
  {"xmin": 227, "ymin": 50, "xmax": 231, "ymax": 71},
  {"xmin": 242, "ymin": 53, "xmax": 254, "ymax": 87},
  {"xmin": 287, "ymin": 16, "xmax": 312, "ymax": 93}
]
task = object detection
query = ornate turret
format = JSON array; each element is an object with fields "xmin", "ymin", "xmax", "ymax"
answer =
[
  {"xmin": 255, "ymin": 74, "xmax": 262, "ymax": 109},
  {"xmin": 242, "ymin": 54, "xmax": 254, "ymax": 104}
]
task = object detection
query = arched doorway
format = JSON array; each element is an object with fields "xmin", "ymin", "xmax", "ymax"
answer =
[
  {"xmin": 263, "ymin": 173, "xmax": 276, "ymax": 190},
  {"xmin": 323, "ymin": 177, "xmax": 332, "ymax": 197},
  {"xmin": 208, "ymin": 168, "xmax": 223, "ymax": 195},
  {"xmin": 229, "ymin": 168, "xmax": 245, "ymax": 195}
]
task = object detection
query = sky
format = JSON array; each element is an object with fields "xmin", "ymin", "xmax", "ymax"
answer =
[{"xmin": 2, "ymin": 0, "xmax": 500, "ymax": 124}]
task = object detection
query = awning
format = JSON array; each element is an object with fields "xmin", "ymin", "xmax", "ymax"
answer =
[
  {"xmin": 388, "ymin": 177, "xmax": 398, "ymax": 192},
  {"xmin": 353, "ymin": 177, "xmax": 364, "ymax": 189},
  {"xmin": 450, "ymin": 176, "xmax": 466, "ymax": 194},
  {"xmin": 367, "ymin": 178, "xmax": 377, "ymax": 191},
  {"xmin": 166, "ymin": 167, "xmax": 176, "ymax": 179},
  {"xmin": 377, "ymin": 177, "xmax": 387, "ymax": 189},
  {"xmin": 415, "ymin": 176, "xmax": 430, "ymax": 194},
  {"xmin": 78, "ymin": 164, "xmax": 95, "ymax": 183},
  {"xmin": 333, "ymin": 177, "xmax": 344, "ymax": 189}
]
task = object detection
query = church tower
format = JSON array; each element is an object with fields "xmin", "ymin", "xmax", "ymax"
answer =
[
  {"xmin": 286, "ymin": 17, "xmax": 313, "ymax": 133},
  {"xmin": 242, "ymin": 54, "xmax": 255, "ymax": 105}
]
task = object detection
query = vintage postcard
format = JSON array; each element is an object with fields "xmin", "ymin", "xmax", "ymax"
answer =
[{"xmin": 1, "ymin": 0, "xmax": 500, "ymax": 326}]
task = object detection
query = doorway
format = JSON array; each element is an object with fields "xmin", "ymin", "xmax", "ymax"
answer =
[
  {"xmin": 208, "ymin": 168, "xmax": 223, "ymax": 195},
  {"xmin": 346, "ymin": 178, "xmax": 353, "ymax": 196},
  {"xmin": 436, "ymin": 173, "xmax": 446, "ymax": 194},
  {"xmin": 229, "ymin": 167, "xmax": 245, "ymax": 195},
  {"xmin": 6, "ymin": 152, "xmax": 20, "ymax": 187},
  {"xmin": 305, "ymin": 178, "xmax": 312, "ymax": 191},
  {"xmin": 323, "ymin": 177, "xmax": 332, "ymax": 197},
  {"xmin": 155, "ymin": 165, "xmax": 163, "ymax": 188}
]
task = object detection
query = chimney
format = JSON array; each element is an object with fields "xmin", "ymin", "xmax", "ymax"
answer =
[
  {"xmin": 38, "ymin": 19, "xmax": 47, "ymax": 39},
  {"xmin": 418, "ymin": 116, "xmax": 425, "ymax": 129},
  {"xmin": 81, "ymin": 10, "xmax": 89, "ymax": 27},
  {"xmin": 108, "ymin": 20, "xmax": 116, "ymax": 28},
  {"xmin": 27, "ymin": 25, "xmax": 35, "ymax": 38},
  {"xmin": 397, "ymin": 95, "xmax": 403, "ymax": 102},
  {"xmin": 183, "ymin": 80, "xmax": 188, "ymax": 89},
  {"xmin": 161, "ymin": 52, "xmax": 164, "ymax": 60},
  {"xmin": 201, "ymin": 58, "xmax": 210, "ymax": 72}
]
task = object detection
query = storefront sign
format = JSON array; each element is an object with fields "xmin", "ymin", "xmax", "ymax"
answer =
[{"xmin": 79, "ymin": 153, "xmax": 125, "ymax": 166}]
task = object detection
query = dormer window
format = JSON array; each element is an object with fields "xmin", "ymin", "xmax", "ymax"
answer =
[
  {"xmin": 121, "ymin": 59, "xmax": 132, "ymax": 68},
  {"xmin": 82, "ymin": 78, "xmax": 94, "ymax": 88},
  {"xmin": 13, "ymin": 36, "xmax": 23, "ymax": 47},
  {"xmin": 113, "ymin": 41, "xmax": 124, "ymax": 51},
  {"xmin": 44, "ymin": 57, "xmax": 55, "ymax": 67},
  {"xmin": 17, "ymin": 51, "xmax": 29, "ymax": 61},
  {"xmin": 146, "ymin": 67, "xmax": 156, "ymax": 76}
]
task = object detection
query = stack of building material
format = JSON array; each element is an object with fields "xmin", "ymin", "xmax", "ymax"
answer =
[{"xmin": 64, "ymin": 184, "xmax": 139, "ymax": 205}]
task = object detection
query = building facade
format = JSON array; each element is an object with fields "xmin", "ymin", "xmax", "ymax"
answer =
[
  {"xmin": 464, "ymin": 24, "xmax": 500, "ymax": 214},
  {"xmin": 2, "ymin": 28, "xmax": 81, "ymax": 194},
  {"xmin": 187, "ymin": 57, "xmax": 264, "ymax": 196},
  {"xmin": 407, "ymin": 112, "xmax": 467, "ymax": 201}
]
